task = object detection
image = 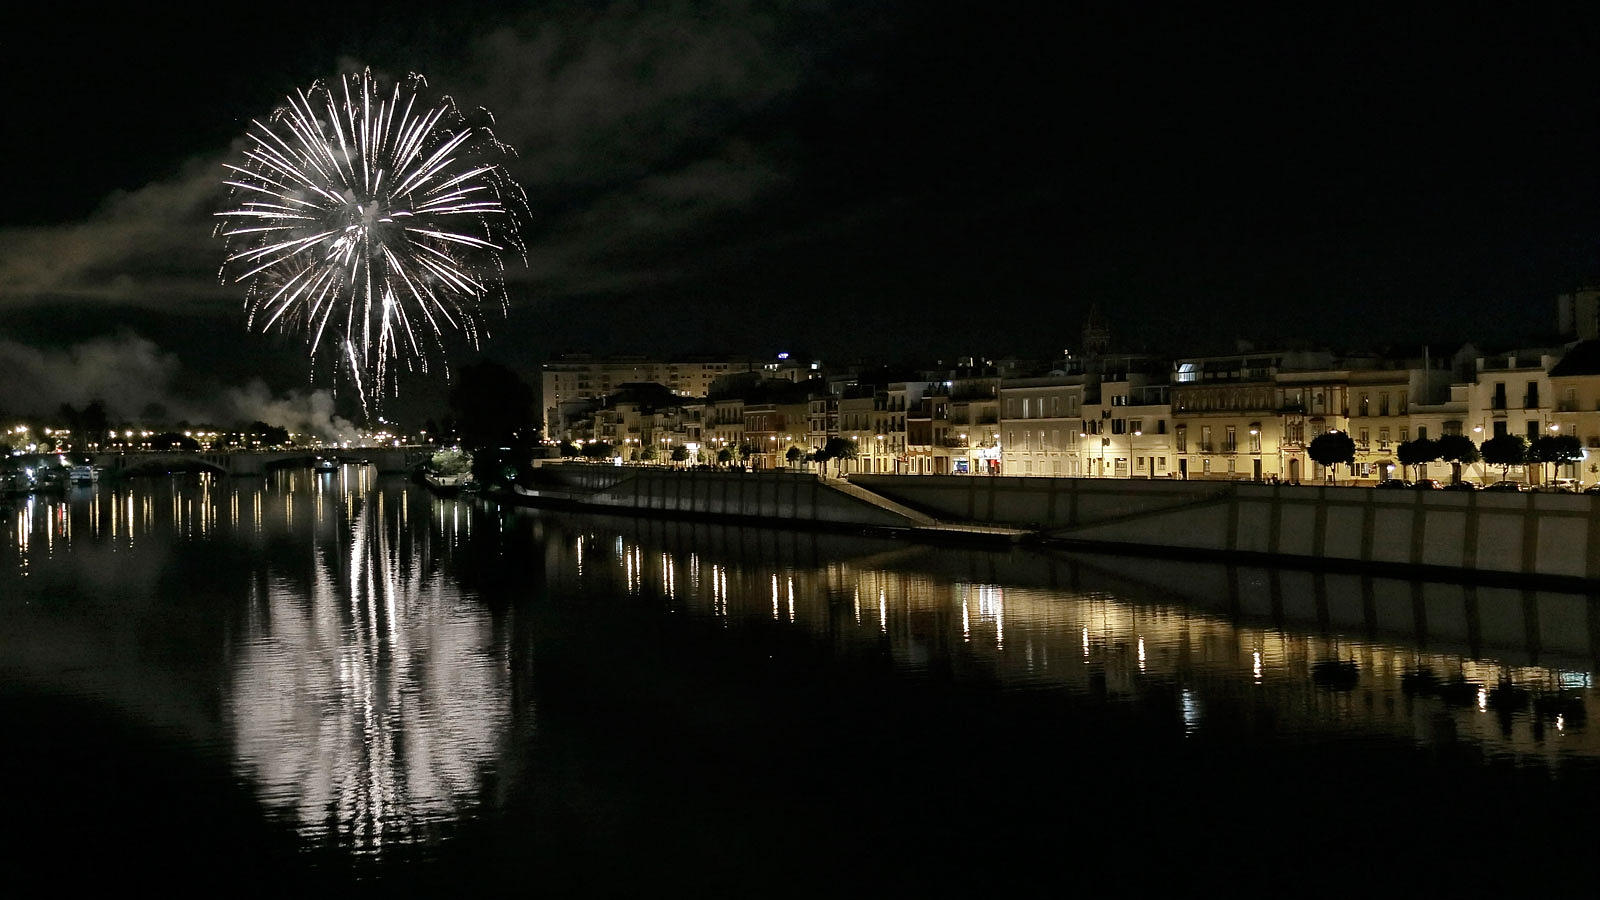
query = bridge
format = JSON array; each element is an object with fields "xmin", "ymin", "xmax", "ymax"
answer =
[{"xmin": 93, "ymin": 446, "xmax": 433, "ymax": 477}]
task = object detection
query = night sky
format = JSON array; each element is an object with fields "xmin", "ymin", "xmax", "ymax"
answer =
[{"xmin": 2, "ymin": 3, "xmax": 1597, "ymax": 429}]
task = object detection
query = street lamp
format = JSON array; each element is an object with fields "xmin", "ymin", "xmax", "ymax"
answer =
[{"xmin": 1129, "ymin": 430, "xmax": 1142, "ymax": 478}]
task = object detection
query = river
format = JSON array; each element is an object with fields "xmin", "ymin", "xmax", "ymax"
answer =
[{"xmin": 3, "ymin": 469, "xmax": 1597, "ymax": 893}]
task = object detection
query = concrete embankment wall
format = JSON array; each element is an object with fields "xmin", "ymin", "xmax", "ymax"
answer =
[
  {"xmin": 520, "ymin": 465, "xmax": 935, "ymax": 529},
  {"xmin": 851, "ymin": 474, "xmax": 1600, "ymax": 584}
]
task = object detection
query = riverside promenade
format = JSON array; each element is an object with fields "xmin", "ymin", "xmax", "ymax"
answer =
[{"xmin": 496, "ymin": 464, "xmax": 1600, "ymax": 588}]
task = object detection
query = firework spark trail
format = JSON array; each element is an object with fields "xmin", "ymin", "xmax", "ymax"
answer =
[{"xmin": 215, "ymin": 69, "xmax": 529, "ymax": 416}]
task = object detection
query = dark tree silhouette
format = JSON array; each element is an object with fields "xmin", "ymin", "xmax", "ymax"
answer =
[
  {"xmin": 1529, "ymin": 434, "xmax": 1583, "ymax": 485},
  {"xmin": 1396, "ymin": 437, "xmax": 1439, "ymax": 481},
  {"xmin": 1307, "ymin": 430, "xmax": 1356, "ymax": 484},
  {"xmin": 1434, "ymin": 434, "xmax": 1481, "ymax": 485},
  {"xmin": 822, "ymin": 437, "xmax": 858, "ymax": 475},
  {"xmin": 448, "ymin": 361, "xmax": 535, "ymax": 450},
  {"xmin": 1479, "ymin": 434, "xmax": 1528, "ymax": 482}
]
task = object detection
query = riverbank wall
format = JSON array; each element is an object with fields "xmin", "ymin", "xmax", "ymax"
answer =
[
  {"xmin": 507, "ymin": 465, "xmax": 938, "ymax": 531},
  {"xmin": 496, "ymin": 465, "xmax": 1600, "ymax": 586},
  {"xmin": 852, "ymin": 474, "xmax": 1600, "ymax": 587}
]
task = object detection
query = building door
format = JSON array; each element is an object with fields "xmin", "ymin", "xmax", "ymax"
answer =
[
  {"xmin": 1288, "ymin": 458, "xmax": 1301, "ymax": 483},
  {"xmin": 1253, "ymin": 459, "xmax": 1262, "ymax": 481},
  {"xmin": 1178, "ymin": 458, "xmax": 1187, "ymax": 479}
]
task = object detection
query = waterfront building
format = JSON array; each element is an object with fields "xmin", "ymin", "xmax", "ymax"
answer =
[
  {"xmin": 1546, "ymin": 340, "xmax": 1600, "ymax": 485},
  {"xmin": 1173, "ymin": 351, "xmax": 1331, "ymax": 483},
  {"xmin": 1344, "ymin": 359, "xmax": 1452, "ymax": 482},
  {"xmin": 999, "ymin": 375, "xmax": 1085, "ymax": 477},
  {"xmin": 540, "ymin": 355, "xmax": 757, "ymax": 436},
  {"xmin": 837, "ymin": 390, "xmax": 877, "ymax": 475},
  {"xmin": 946, "ymin": 377, "xmax": 1001, "ymax": 475},
  {"xmin": 705, "ymin": 398, "xmax": 746, "ymax": 463}
]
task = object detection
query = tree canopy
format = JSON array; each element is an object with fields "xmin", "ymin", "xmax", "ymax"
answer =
[
  {"xmin": 1479, "ymin": 434, "xmax": 1528, "ymax": 479},
  {"xmin": 1529, "ymin": 434, "xmax": 1583, "ymax": 483},
  {"xmin": 1395, "ymin": 437, "xmax": 1438, "ymax": 480},
  {"xmin": 1307, "ymin": 431, "xmax": 1356, "ymax": 482},
  {"xmin": 448, "ymin": 360, "xmax": 535, "ymax": 450}
]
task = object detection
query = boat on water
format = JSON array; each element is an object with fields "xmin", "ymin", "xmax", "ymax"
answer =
[
  {"xmin": 313, "ymin": 457, "xmax": 340, "ymax": 473},
  {"xmin": 69, "ymin": 465, "xmax": 100, "ymax": 485},
  {"xmin": 2, "ymin": 455, "xmax": 72, "ymax": 494},
  {"xmin": 422, "ymin": 472, "xmax": 476, "ymax": 496}
]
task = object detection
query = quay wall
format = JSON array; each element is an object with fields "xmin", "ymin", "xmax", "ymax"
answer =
[
  {"xmin": 851, "ymin": 474, "xmax": 1600, "ymax": 584},
  {"xmin": 518, "ymin": 465, "xmax": 935, "ymax": 529}
]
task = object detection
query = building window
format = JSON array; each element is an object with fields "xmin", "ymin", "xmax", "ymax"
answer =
[
  {"xmin": 1175, "ymin": 427, "xmax": 1187, "ymax": 452},
  {"xmin": 1224, "ymin": 425, "xmax": 1236, "ymax": 452},
  {"xmin": 1201, "ymin": 426, "xmax": 1212, "ymax": 453}
]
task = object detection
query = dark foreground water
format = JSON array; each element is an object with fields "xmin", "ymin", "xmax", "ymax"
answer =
[{"xmin": 4, "ymin": 470, "xmax": 1599, "ymax": 894}]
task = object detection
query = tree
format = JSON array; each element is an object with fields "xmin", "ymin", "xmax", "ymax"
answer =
[
  {"xmin": 246, "ymin": 421, "xmax": 291, "ymax": 447},
  {"xmin": 1434, "ymin": 434, "xmax": 1480, "ymax": 485},
  {"xmin": 448, "ymin": 360, "xmax": 535, "ymax": 450},
  {"xmin": 785, "ymin": 446, "xmax": 804, "ymax": 467},
  {"xmin": 150, "ymin": 432, "xmax": 201, "ymax": 452},
  {"xmin": 639, "ymin": 444, "xmax": 659, "ymax": 462},
  {"xmin": 670, "ymin": 445, "xmax": 690, "ymax": 466},
  {"xmin": 80, "ymin": 400, "xmax": 110, "ymax": 449},
  {"xmin": 823, "ymin": 437, "xmax": 858, "ymax": 476},
  {"xmin": 1529, "ymin": 434, "xmax": 1583, "ymax": 485},
  {"xmin": 716, "ymin": 447, "xmax": 735, "ymax": 466},
  {"xmin": 581, "ymin": 440, "xmax": 615, "ymax": 460},
  {"xmin": 430, "ymin": 448, "xmax": 474, "ymax": 478},
  {"xmin": 558, "ymin": 441, "xmax": 579, "ymax": 457},
  {"xmin": 1307, "ymin": 430, "xmax": 1356, "ymax": 484},
  {"xmin": 1395, "ymin": 437, "xmax": 1439, "ymax": 481},
  {"xmin": 1479, "ymin": 434, "xmax": 1528, "ymax": 482}
]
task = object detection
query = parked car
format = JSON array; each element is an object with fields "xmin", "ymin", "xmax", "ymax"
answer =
[
  {"xmin": 1482, "ymin": 481, "xmax": 1526, "ymax": 492},
  {"xmin": 1374, "ymin": 479, "xmax": 1412, "ymax": 490},
  {"xmin": 1441, "ymin": 481, "xmax": 1479, "ymax": 492},
  {"xmin": 1412, "ymin": 479, "xmax": 1443, "ymax": 490},
  {"xmin": 1585, "ymin": 484, "xmax": 1600, "ymax": 495}
]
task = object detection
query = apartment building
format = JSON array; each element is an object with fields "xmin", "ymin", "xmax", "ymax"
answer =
[
  {"xmin": 999, "ymin": 375, "xmax": 1086, "ymax": 477},
  {"xmin": 540, "ymin": 355, "xmax": 755, "ymax": 435}
]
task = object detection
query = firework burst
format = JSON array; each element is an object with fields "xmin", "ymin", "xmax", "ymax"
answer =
[{"xmin": 215, "ymin": 69, "xmax": 528, "ymax": 414}]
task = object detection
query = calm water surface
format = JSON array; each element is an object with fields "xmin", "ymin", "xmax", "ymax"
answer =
[{"xmin": 4, "ymin": 470, "xmax": 1599, "ymax": 893}]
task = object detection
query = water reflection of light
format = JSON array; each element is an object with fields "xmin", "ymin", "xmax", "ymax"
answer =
[
  {"xmin": 227, "ymin": 483, "xmax": 509, "ymax": 853},
  {"xmin": 1181, "ymin": 688, "xmax": 1201, "ymax": 734}
]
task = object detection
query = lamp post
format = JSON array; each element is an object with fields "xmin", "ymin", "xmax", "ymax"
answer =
[
  {"xmin": 1249, "ymin": 426, "xmax": 1261, "ymax": 481},
  {"xmin": 1128, "ymin": 430, "xmax": 1141, "ymax": 478}
]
